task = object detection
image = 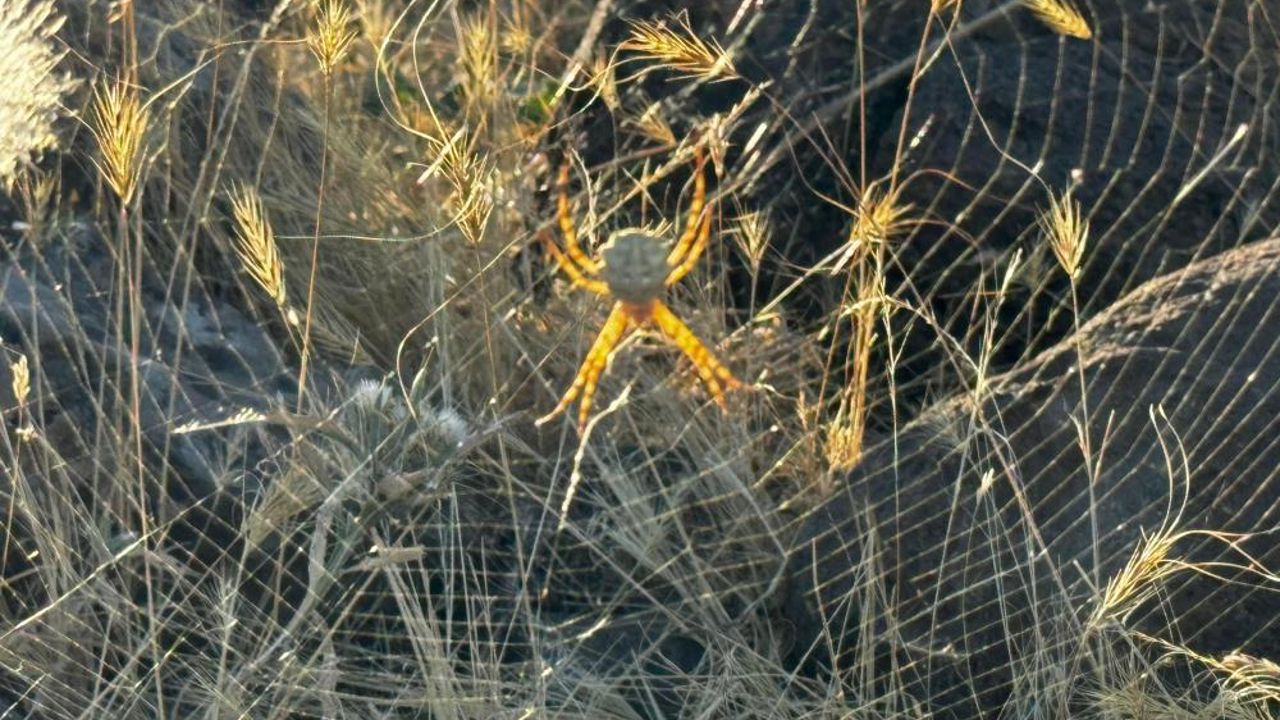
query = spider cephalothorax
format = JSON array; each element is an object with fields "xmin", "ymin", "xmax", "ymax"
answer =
[{"xmin": 536, "ymin": 147, "xmax": 741, "ymax": 432}]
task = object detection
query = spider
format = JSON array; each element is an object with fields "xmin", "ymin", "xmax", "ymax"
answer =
[{"xmin": 536, "ymin": 147, "xmax": 742, "ymax": 432}]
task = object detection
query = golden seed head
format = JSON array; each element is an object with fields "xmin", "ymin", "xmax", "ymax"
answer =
[
  {"xmin": 89, "ymin": 77, "xmax": 150, "ymax": 204},
  {"xmin": 228, "ymin": 183, "xmax": 288, "ymax": 308},
  {"xmin": 0, "ymin": 0, "xmax": 74, "ymax": 190},
  {"xmin": 1039, "ymin": 190, "xmax": 1089, "ymax": 280},
  {"xmin": 309, "ymin": 0, "xmax": 357, "ymax": 75},
  {"xmin": 622, "ymin": 14, "xmax": 737, "ymax": 81},
  {"xmin": 10, "ymin": 354, "xmax": 30, "ymax": 409},
  {"xmin": 732, "ymin": 210, "xmax": 771, "ymax": 271},
  {"xmin": 624, "ymin": 103, "xmax": 677, "ymax": 147},
  {"xmin": 830, "ymin": 183, "xmax": 911, "ymax": 276},
  {"xmin": 1021, "ymin": 0, "xmax": 1092, "ymax": 40}
]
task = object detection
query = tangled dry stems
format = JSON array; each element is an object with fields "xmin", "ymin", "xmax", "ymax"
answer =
[{"xmin": 0, "ymin": 1, "xmax": 1276, "ymax": 718}]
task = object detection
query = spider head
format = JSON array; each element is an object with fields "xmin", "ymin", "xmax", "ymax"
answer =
[{"xmin": 600, "ymin": 229, "xmax": 670, "ymax": 304}]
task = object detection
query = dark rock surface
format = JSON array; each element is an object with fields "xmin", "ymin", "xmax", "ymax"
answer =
[{"xmin": 786, "ymin": 236, "xmax": 1280, "ymax": 717}]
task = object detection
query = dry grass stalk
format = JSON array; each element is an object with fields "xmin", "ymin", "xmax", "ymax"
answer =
[
  {"xmin": 829, "ymin": 183, "xmax": 911, "ymax": 276},
  {"xmin": 591, "ymin": 52, "xmax": 621, "ymax": 112},
  {"xmin": 245, "ymin": 465, "xmax": 330, "ymax": 547},
  {"xmin": 309, "ymin": 0, "xmax": 357, "ymax": 75},
  {"xmin": 10, "ymin": 354, "xmax": 30, "ymax": 409},
  {"xmin": 228, "ymin": 183, "xmax": 290, "ymax": 312},
  {"xmin": 1040, "ymin": 190, "xmax": 1089, "ymax": 279},
  {"xmin": 89, "ymin": 77, "xmax": 149, "ymax": 204},
  {"xmin": 1021, "ymin": 0, "xmax": 1092, "ymax": 40},
  {"xmin": 624, "ymin": 103, "xmax": 677, "ymax": 147},
  {"xmin": 0, "ymin": 0, "xmax": 74, "ymax": 189},
  {"xmin": 623, "ymin": 14, "xmax": 737, "ymax": 81},
  {"xmin": 459, "ymin": 13, "xmax": 497, "ymax": 109},
  {"xmin": 1088, "ymin": 526, "xmax": 1179, "ymax": 631},
  {"xmin": 355, "ymin": 0, "xmax": 394, "ymax": 52},
  {"xmin": 824, "ymin": 278, "xmax": 884, "ymax": 476},
  {"xmin": 419, "ymin": 129, "xmax": 494, "ymax": 246},
  {"xmin": 732, "ymin": 210, "xmax": 771, "ymax": 274}
]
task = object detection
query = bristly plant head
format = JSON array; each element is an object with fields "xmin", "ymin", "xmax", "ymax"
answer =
[
  {"xmin": 622, "ymin": 13, "xmax": 738, "ymax": 81},
  {"xmin": 829, "ymin": 182, "xmax": 912, "ymax": 276},
  {"xmin": 624, "ymin": 102, "xmax": 677, "ymax": 147},
  {"xmin": 1040, "ymin": 190, "xmax": 1089, "ymax": 279},
  {"xmin": 228, "ymin": 183, "xmax": 290, "ymax": 315},
  {"xmin": 732, "ymin": 210, "xmax": 771, "ymax": 274},
  {"xmin": 1021, "ymin": 0, "xmax": 1093, "ymax": 40},
  {"xmin": 419, "ymin": 128, "xmax": 494, "ymax": 247},
  {"xmin": 10, "ymin": 354, "xmax": 30, "ymax": 410},
  {"xmin": 459, "ymin": 12, "xmax": 497, "ymax": 110},
  {"xmin": 0, "ymin": 0, "xmax": 75, "ymax": 190},
  {"xmin": 308, "ymin": 0, "xmax": 357, "ymax": 76},
  {"xmin": 89, "ymin": 77, "xmax": 149, "ymax": 205}
]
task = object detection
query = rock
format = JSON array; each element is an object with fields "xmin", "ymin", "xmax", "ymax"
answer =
[{"xmin": 786, "ymin": 237, "xmax": 1280, "ymax": 717}]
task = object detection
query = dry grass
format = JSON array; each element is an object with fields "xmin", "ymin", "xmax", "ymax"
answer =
[
  {"xmin": 228, "ymin": 183, "xmax": 291, "ymax": 314},
  {"xmin": 0, "ymin": 0, "xmax": 74, "ymax": 189},
  {"xmin": 827, "ymin": 182, "xmax": 912, "ymax": 277},
  {"xmin": 1040, "ymin": 189, "xmax": 1089, "ymax": 279},
  {"xmin": 1021, "ymin": 0, "xmax": 1093, "ymax": 40},
  {"xmin": 308, "ymin": 0, "xmax": 358, "ymax": 75},
  {"xmin": 1, "ymin": 1, "xmax": 1275, "ymax": 718},
  {"xmin": 88, "ymin": 77, "xmax": 149, "ymax": 204},
  {"xmin": 622, "ymin": 13, "xmax": 738, "ymax": 81}
]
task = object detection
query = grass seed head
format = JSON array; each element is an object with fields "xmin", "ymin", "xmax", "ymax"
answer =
[
  {"xmin": 245, "ymin": 466, "xmax": 328, "ymax": 547},
  {"xmin": 89, "ymin": 77, "xmax": 149, "ymax": 204},
  {"xmin": 1040, "ymin": 190, "xmax": 1089, "ymax": 279},
  {"xmin": 1021, "ymin": 0, "xmax": 1092, "ymax": 40},
  {"xmin": 623, "ymin": 14, "xmax": 737, "ymax": 81},
  {"xmin": 309, "ymin": 0, "xmax": 357, "ymax": 76},
  {"xmin": 10, "ymin": 354, "xmax": 30, "ymax": 409},
  {"xmin": 732, "ymin": 210, "xmax": 771, "ymax": 273},
  {"xmin": 459, "ymin": 13, "xmax": 498, "ymax": 110},
  {"xmin": 830, "ymin": 183, "xmax": 911, "ymax": 275},
  {"xmin": 355, "ymin": 0, "xmax": 394, "ymax": 51},
  {"xmin": 0, "ymin": 0, "xmax": 74, "ymax": 190},
  {"xmin": 228, "ymin": 183, "xmax": 288, "ymax": 310},
  {"xmin": 591, "ymin": 52, "xmax": 621, "ymax": 112},
  {"xmin": 1089, "ymin": 528, "xmax": 1177, "ymax": 631},
  {"xmin": 624, "ymin": 103, "xmax": 677, "ymax": 147}
]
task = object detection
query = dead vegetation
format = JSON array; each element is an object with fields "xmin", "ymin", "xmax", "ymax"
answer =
[{"xmin": 0, "ymin": 0, "xmax": 1277, "ymax": 718}]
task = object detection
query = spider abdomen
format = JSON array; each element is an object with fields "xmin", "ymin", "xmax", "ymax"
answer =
[{"xmin": 600, "ymin": 230, "xmax": 670, "ymax": 304}]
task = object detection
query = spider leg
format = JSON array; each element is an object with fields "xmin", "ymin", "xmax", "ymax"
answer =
[
  {"xmin": 663, "ymin": 200, "xmax": 712, "ymax": 287},
  {"xmin": 666, "ymin": 146, "xmax": 708, "ymax": 269},
  {"xmin": 540, "ymin": 230, "xmax": 609, "ymax": 295},
  {"xmin": 650, "ymin": 300, "xmax": 741, "ymax": 411},
  {"xmin": 537, "ymin": 302, "xmax": 633, "ymax": 431},
  {"xmin": 557, "ymin": 157, "xmax": 600, "ymax": 274}
]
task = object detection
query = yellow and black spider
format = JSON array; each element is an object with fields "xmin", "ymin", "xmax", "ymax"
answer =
[{"xmin": 536, "ymin": 147, "xmax": 742, "ymax": 432}]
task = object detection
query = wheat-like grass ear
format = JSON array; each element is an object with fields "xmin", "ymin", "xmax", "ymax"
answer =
[
  {"xmin": 308, "ymin": 0, "xmax": 357, "ymax": 75},
  {"xmin": 89, "ymin": 77, "xmax": 149, "ymax": 204},
  {"xmin": 1039, "ymin": 190, "xmax": 1089, "ymax": 279},
  {"xmin": 10, "ymin": 354, "xmax": 30, "ymax": 410},
  {"xmin": 622, "ymin": 13, "xmax": 737, "ymax": 81},
  {"xmin": 228, "ymin": 183, "xmax": 291, "ymax": 316},
  {"xmin": 1021, "ymin": 0, "xmax": 1092, "ymax": 40}
]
